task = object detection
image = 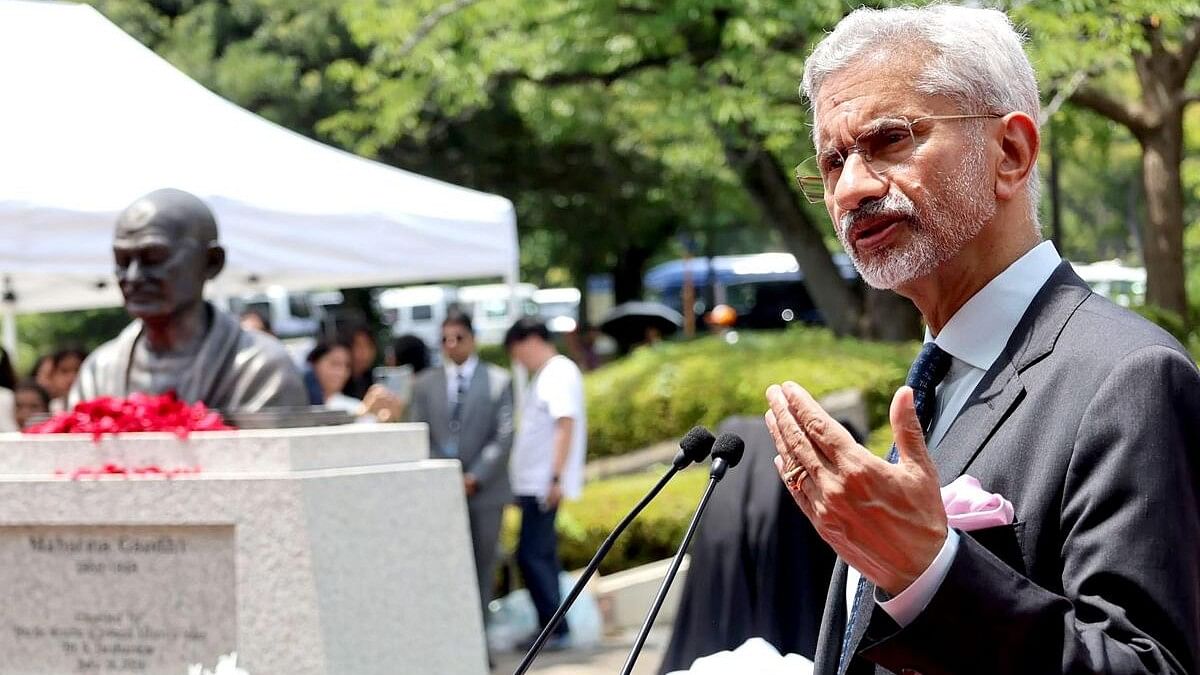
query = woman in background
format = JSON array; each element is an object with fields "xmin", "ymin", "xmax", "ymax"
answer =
[
  {"xmin": 49, "ymin": 347, "xmax": 86, "ymax": 411},
  {"xmin": 0, "ymin": 348, "xmax": 16, "ymax": 430},
  {"xmin": 387, "ymin": 334, "xmax": 430, "ymax": 373},
  {"xmin": 304, "ymin": 341, "xmax": 362, "ymax": 413},
  {"xmin": 30, "ymin": 354, "xmax": 54, "ymax": 393},
  {"xmin": 13, "ymin": 379, "xmax": 50, "ymax": 429}
]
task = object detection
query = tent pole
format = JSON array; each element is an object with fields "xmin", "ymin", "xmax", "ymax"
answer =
[{"xmin": 505, "ymin": 242, "xmax": 527, "ymax": 417}]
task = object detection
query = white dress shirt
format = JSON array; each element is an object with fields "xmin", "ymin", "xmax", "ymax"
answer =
[
  {"xmin": 445, "ymin": 354, "xmax": 479, "ymax": 406},
  {"xmin": 846, "ymin": 241, "xmax": 1063, "ymax": 627}
]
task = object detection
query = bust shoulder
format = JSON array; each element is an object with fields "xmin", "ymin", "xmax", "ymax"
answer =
[{"xmin": 81, "ymin": 321, "xmax": 143, "ymax": 370}]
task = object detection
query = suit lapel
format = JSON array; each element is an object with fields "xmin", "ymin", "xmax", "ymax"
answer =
[
  {"xmin": 934, "ymin": 262, "xmax": 1091, "ymax": 482},
  {"xmin": 813, "ymin": 559, "xmax": 849, "ymax": 675},
  {"xmin": 428, "ymin": 368, "xmax": 451, "ymax": 440},
  {"xmin": 932, "ymin": 361, "xmax": 1024, "ymax": 481},
  {"xmin": 458, "ymin": 365, "xmax": 489, "ymax": 435}
]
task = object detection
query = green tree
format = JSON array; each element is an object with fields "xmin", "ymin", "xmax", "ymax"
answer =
[
  {"xmin": 1018, "ymin": 1, "xmax": 1200, "ymax": 325},
  {"xmin": 325, "ymin": 0, "xmax": 920, "ymax": 338}
]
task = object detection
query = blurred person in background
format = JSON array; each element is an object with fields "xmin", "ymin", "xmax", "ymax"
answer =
[
  {"xmin": 304, "ymin": 341, "xmax": 361, "ymax": 413},
  {"xmin": 13, "ymin": 379, "xmax": 50, "ymax": 430},
  {"xmin": 30, "ymin": 354, "xmax": 55, "ymax": 394},
  {"xmin": 49, "ymin": 347, "xmax": 87, "ymax": 412},
  {"xmin": 408, "ymin": 310, "xmax": 513, "ymax": 646},
  {"xmin": 239, "ymin": 310, "xmax": 272, "ymax": 335},
  {"xmin": 387, "ymin": 334, "xmax": 430, "ymax": 374},
  {"xmin": 342, "ymin": 324, "xmax": 378, "ymax": 400},
  {"xmin": 0, "ymin": 347, "xmax": 17, "ymax": 430},
  {"xmin": 505, "ymin": 317, "xmax": 587, "ymax": 651}
]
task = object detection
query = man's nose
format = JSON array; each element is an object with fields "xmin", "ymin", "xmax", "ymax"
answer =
[{"xmin": 832, "ymin": 153, "xmax": 889, "ymax": 212}]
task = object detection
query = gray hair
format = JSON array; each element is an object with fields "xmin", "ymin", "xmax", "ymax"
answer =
[{"xmin": 801, "ymin": 4, "xmax": 1042, "ymax": 224}]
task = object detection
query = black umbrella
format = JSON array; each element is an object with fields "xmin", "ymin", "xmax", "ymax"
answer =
[{"xmin": 600, "ymin": 301, "xmax": 684, "ymax": 351}]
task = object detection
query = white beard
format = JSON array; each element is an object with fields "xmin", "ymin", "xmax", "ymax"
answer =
[{"xmin": 837, "ymin": 139, "xmax": 995, "ymax": 290}]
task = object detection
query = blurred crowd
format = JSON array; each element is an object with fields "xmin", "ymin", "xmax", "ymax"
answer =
[{"xmin": 0, "ymin": 345, "xmax": 86, "ymax": 431}]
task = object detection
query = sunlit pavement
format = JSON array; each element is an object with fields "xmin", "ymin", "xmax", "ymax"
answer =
[{"xmin": 492, "ymin": 627, "xmax": 670, "ymax": 675}]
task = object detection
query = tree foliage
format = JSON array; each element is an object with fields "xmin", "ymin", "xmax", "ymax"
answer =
[
  {"xmin": 50, "ymin": 0, "xmax": 1199, "ymax": 348},
  {"xmin": 1017, "ymin": 0, "xmax": 1200, "ymax": 325}
]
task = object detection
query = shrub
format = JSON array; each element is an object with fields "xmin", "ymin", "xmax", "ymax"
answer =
[
  {"xmin": 477, "ymin": 343, "xmax": 510, "ymax": 369},
  {"xmin": 500, "ymin": 465, "xmax": 711, "ymax": 575},
  {"xmin": 584, "ymin": 328, "xmax": 917, "ymax": 458}
]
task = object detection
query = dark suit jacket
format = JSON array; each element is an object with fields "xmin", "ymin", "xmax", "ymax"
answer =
[
  {"xmin": 815, "ymin": 263, "xmax": 1200, "ymax": 675},
  {"xmin": 408, "ymin": 361, "xmax": 514, "ymax": 509}
]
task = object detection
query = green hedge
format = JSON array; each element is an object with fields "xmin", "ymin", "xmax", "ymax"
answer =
[
  {"xmin": 501, "ymin": 464, "xmax": 712, "ymax": 575},
  {"xmin": 584, "ymin": 328, "xmax": 917, "ymax": 459},
  {"xmin": 498, "ymin": 432, "xmax": 896, "ymax": 582}
]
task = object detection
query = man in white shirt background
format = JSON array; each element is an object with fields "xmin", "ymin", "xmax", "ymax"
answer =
[{"xmin": 505, "ymin": 317, "xmax": 587, "ymax": 650}]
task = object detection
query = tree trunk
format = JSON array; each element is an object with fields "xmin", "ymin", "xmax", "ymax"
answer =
[
  {"xmin": 863, "ymin": 287, "xmax": 923, "ymax": 341},
  {"xmin": 611, "ymin": 244, "xmax": 652, "ymax": 304},
  {"xmin": 721, "ymin": 134, "xmax": 865, "ymax": 337},
  {"xmin": 1067, "ymin": 16, "xmax": 1198, "ymax": 329},
  {"xmin": 1138, "ymin": 112, "xmax": 1189, "ymax": 323}
]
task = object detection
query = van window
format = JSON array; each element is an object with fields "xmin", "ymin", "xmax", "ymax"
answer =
[
  {"xmin": 411, "ymin": 305, "xmax": 434, "ymax": 321},
  {"xmin": 288, "ymin": 294, "xmax": 312, "ymax": 319}
]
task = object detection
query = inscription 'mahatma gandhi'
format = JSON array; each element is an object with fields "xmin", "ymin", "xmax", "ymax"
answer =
[{"xmin": 28, "ymin": 535, "xmax": 189, "ymax": 555}]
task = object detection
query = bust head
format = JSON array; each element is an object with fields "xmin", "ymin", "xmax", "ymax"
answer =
[{"xmin": 112, "ymin": 189, "xmax": 226, "ymax": 322}]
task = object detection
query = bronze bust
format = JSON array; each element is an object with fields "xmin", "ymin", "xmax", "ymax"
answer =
[{"xmin": 69, "ymin": 189, "xmax": 308, "ymax": 412}]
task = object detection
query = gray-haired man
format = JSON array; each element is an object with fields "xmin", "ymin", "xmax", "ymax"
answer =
[{"xmin": 764, "ymin": 6, "xmax": 1200, "ymax": 674}]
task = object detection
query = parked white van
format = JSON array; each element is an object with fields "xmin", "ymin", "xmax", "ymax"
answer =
[
  {"xmin": 456, "ymin": 283, "xmax": 538, "ymax": 345},
  {"xmin": 375, "ymin": 285, "xmax": 459, "ymax": 350},
  {"xmin": 1072, "ymin": 259, "xmax": 1146, "ymax": 307}
]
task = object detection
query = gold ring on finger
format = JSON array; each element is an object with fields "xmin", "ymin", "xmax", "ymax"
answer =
[{"xmin": 783, "ymin": 465, "xmax": 807, "ymax": 491}]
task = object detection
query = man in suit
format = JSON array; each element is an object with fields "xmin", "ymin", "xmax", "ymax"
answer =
[
  {"xmin": 764, "ymin": 5, "xmax": 1200, "ymax": 674},
  {"xmin": 408, "ymin": 310, "xmax": 514, "ymax": 621}
]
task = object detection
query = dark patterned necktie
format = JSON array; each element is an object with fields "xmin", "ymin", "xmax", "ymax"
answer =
[
  {"xmin": 839, "ymin": 342, "xmax": 953, "ymax": 673},
  {"xmin": 446, "ymin": 370, "xmax": 467, "ymax": 457}
]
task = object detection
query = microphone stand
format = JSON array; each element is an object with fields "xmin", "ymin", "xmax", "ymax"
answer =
[
  {"xmin": 511, "ymin": 466, "xmax": 681, "ymax": 675},
  {"xmin": 618, "ymin": 475, "xmax": 720, "ymax": 675}
]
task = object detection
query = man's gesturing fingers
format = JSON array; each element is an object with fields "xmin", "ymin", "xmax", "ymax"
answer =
[
  {"xmin": 765, "ymin": 384, "xmax": 827, "ymax": 477},
  {"xmin": 781, "ymin": 381, "xmax": 860, "ymax": 463}
]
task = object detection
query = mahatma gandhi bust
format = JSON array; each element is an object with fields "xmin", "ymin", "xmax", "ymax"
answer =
[{"xmin": 69, "ymin": 189, "xmax": 308, "ymax": 412}]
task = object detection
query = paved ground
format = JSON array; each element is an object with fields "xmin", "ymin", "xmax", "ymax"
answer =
[{"xmin": 492, "ymin": 627, "xmax": 670, "ymax": 675}]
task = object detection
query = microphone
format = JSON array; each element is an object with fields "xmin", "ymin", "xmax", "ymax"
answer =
[
  {"xmin": 511, "ymin": 426, "xmax": 716, "ymax": 675},
  {"xmin": 619, "ymin": 432, "xmax": 745, "ymax": 675}
]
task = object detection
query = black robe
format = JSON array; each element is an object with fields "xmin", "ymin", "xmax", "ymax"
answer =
[{"xmin": 658, "ymin": 416, "xmax": 837, "ymax": 673}]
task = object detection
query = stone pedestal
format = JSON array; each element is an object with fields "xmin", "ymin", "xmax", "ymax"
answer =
[{"xmin": 0, "ymin": 424, "xmax": 486, "ymax": 675}]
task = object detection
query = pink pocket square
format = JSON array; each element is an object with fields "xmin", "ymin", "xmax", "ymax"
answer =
[{"xmin": 941, "ymin": 475, "xmax": 1014, "ymax": 531}]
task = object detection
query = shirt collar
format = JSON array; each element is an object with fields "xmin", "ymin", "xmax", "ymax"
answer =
[
  {"xmin": 445, "ymin": 354, "xmax": 479, "ymax": 381},
  {"xmin": 926, "ymin": 241, "xmax": 1062, "ymax": 371}
]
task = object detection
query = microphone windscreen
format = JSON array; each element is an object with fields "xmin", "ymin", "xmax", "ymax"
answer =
[
  {"xmin": 711, "ymin": 432, "xmax": 746, "ymax": 468},
  {"xmin": 679, "ymin": 426, "xmax": 716, "ymax": 464}
]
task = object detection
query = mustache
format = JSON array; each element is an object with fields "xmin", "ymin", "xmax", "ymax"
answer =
[{"xmin": 839, "ymin": 192, "xmax": 919, "ymax": 236}]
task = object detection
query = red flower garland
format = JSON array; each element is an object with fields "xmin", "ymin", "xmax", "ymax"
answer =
[{"xmin": 25, "ymin": 392, "xmax": 233, "ymax": 439}]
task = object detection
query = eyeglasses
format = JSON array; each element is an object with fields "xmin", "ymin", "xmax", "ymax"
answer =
[{"xmin": 794, "ymin": 113, "xmax": 1002, "ymax": 204}]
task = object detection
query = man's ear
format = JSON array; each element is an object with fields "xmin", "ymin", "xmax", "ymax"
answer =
[
  {"xmin": 205, "ymin": 244, "xmax": 226, "ymax": 280},
  {"xmin": 994, "ymin": 111, "xmax": 1039, "ymax": 202}
]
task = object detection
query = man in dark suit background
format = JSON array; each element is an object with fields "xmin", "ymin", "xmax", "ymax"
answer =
[
  {"xmin": 409, "ymin": 310, "xmax": 514, "ymax": 621},
  {"xmin": 763, "ymin": 5, "xmax": 1199, "ymax": 674}
]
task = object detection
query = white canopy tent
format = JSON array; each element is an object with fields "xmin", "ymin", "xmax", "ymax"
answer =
[{"xmin": 0, "ymin": 0, "xmax": 520, "ymax": 355}]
